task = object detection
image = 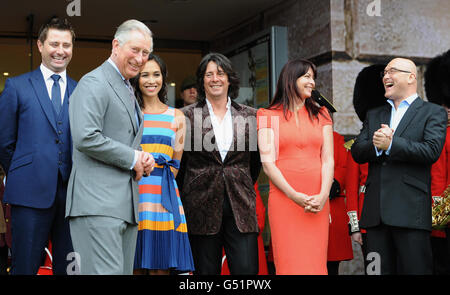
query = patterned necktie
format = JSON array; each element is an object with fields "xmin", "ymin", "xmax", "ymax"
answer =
[
  {"xmin": 124, "ymin": 79, "xmax": 135, "ymax": 102},
  {"xmin": 124, "ymin": 79, "xmax": 140, "ymax": 126},
  {"xmin": 51, "ymin": 74, "xmax": 62, "ymax": 114}
]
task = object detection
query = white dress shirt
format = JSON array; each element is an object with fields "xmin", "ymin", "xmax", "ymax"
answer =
[
  {"xmin": 40, "ymin": 64, "xmax": 67, "ymax": 103},
  {"xmin": 376, "ymin": 93, "xmax": 418, "ymax": 156},
  {"xmin": 206, "ymin": 97, "xmax": 233, "ymax": 162}
]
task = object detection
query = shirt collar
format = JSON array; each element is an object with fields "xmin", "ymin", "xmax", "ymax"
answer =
[
  {"xmin": 107, "ymin": 58, "xmax": 126, "ymax": 82},
  {"xmin": 387, "ymin": 93, "xmax": 418, "ymax": 108},
  {"xmin": 40, "ymin": 63, "xmax": 67, "ymax": 83},
  {"xmin": 205, "ymin": 97, "xmax": 231, "ymax": 113}
]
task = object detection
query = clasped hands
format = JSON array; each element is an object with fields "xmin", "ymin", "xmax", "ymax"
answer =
[
  {"xmin": 373, "ymin": 124, "xmax": 394, "ymax": 151},
  {"xmin": 291, "ymin": 192, "xmax": 327, "ymax": 214},
  {"xmin": 133, "ymin": 151, "xmax": 155, "ymax": 181}
]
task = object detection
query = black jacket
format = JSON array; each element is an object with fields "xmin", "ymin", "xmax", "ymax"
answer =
[{"xmin": 351, "ymin": 97, "xmax": 447, "ymax": 231}]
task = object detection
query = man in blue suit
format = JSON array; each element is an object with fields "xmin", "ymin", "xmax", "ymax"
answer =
[{"xmin": 0, "ymin": 18, "xmax": 77, "ymax": 275}]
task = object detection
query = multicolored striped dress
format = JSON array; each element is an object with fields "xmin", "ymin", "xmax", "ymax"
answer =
[{"xmin": 134, "ymin": 106, "xmax": 194, "ymax": 272}]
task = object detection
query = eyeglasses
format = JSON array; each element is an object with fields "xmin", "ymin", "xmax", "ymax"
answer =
[{"xmin": 380, "ymin": 68, "xmax": 412, "ymax": 78}]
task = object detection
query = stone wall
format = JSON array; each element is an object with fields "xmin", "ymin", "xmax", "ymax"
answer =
[
  {"xmin": 331, "ymin": 0, "xmax": 450, "ymax": 135},
  {"xmin": 211, "ymin": 0, "xmax": 450, "ymax": 274}
]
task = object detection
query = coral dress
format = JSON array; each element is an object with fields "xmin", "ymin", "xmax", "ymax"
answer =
[
  {"xmin": 134, "ymin": 107, "xmax": 194, "ymax": 272},
  {"xmin": 257, "ymin": 105, "xmax": 332, "ymax": 274}
]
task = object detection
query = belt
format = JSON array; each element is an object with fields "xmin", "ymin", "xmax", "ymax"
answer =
[{"xmin": 154, "ymin": 155, "xmax": 181, "ymax": 231}]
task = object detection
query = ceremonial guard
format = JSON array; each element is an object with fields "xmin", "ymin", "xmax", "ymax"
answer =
[
  {"xmin": 345, "ymin": 64, "xmax": 387, "ymax": 272},
  {"xmin": 425, "ymin": 49, "xmax": 450, "ymax": 274}
]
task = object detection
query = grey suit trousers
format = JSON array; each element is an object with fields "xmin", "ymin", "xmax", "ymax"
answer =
[{"xmin": 69, "ymin": 216, "xmax": 137, "ymax": 275}]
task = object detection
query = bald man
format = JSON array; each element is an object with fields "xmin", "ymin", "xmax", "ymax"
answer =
[{"xmin": 351, "ymin": 58, "xmax": 447, "ymax": 274}]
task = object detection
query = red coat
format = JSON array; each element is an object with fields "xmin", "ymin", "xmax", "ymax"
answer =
[
  {"xmin": 327, "ymin": 132, "xmax": 353, "ymax": 261},
  {"xmin": 346, "ymin": 154, "xmax": 368, "ymax": 226},
  {"xmin": 221, "ymin": 182, "xmax": 268, "ymax": 275},
  {"xmin": 431, "ymin": 127, "xmax": 450, "ymax": 238}
]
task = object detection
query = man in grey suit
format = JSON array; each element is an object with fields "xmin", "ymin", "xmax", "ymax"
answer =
[{"xmin": 66, "ymin": 19, "xmax": 155, "ymax": 275}]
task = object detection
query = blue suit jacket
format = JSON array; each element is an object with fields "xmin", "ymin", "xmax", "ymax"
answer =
[{"xmin": 0, "ymin": 68, "xmax": 77, "ymax": 209}]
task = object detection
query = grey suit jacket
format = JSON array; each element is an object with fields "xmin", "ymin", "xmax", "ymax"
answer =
[{"xmin": 66, "ymin": 60, "xmax": 144, "ymax": 224}]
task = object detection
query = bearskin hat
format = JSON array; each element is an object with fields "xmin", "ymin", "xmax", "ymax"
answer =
[
  {"xmin": 353, "ymin": 64, "xmax": 388, "ymax": 122},
  {"xmin": 425, "ymin": 49, "xmax": 450, "ymax": 108}
]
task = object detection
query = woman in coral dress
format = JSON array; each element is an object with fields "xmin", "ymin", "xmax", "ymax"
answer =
[
  {"xmin": 257, "ymin": 59, "xmax": 334, "ymax": 274},
  {"xmin": 132, "ymin": 54, "xmax": 194, "ymax": 275}
]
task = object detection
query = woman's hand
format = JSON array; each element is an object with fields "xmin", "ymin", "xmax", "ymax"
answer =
[
  {"xmin": 289, "ymin": 191, "xmax": 313, "ymax": 208},
  {"xmin": 304, "ymin": 193, "xmax": 328, "ymax": 213}
]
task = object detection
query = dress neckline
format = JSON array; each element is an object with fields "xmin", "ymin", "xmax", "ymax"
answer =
[{"xmin": 143, "ymin": 106, "xmax": 170, "ymax": 115}]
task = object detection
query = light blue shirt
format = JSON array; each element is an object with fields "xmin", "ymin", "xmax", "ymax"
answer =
[{"xmin": 375, "ymin": 93, "xmax": 418, "ymax": 156}]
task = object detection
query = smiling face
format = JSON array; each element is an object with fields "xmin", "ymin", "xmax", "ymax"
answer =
[
  {"xmin": 139, "ymin": 59, "xmax": 163, "ymax": 99},
  {"xmin": 111, "ymin": 30, "xmax": 152, "ymax": 80},
  {"xmin": 37, "ymin": 28, "xmax": 73, "ymax": 73},
  {"xmin": 382, "ymin": 58, "xmax": 417, "ymax": 102},
  {"xmin": 203, "ymin": 61, "xmax": 230, "ymax": 101},
  {"xmin": 296, "ymin": 67, "xmax": 316, "ymax": 100}
]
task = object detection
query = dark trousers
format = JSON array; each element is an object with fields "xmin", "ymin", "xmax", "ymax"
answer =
[
  {"xmin": 10, "ymin": 173, "xmax": 73, "ymax": 275},
  {"xmin": 326, "ymin": 261, "xmax": 340, "ymax": 275},
  {"xmin": 365, "ymin": 223, "xmax": 432, "ymax": 275},
  {"xmin": 0, "ymin": 245, "xmax": 8, "ymax": 275},
  {"xmin": 189, "ymin": 194, "xmax": 258, "ymax": 275}
]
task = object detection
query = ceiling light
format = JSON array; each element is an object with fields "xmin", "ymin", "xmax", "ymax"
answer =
[
  {"xmin": 170, "ymin": 82, "xmax": 176, "ymax": 87},
  {"xmin": 3, "ymin": 72, "xmax": 9, "ymax": 77}
]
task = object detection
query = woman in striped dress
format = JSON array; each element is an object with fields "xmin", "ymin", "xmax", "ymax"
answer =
[{"xmin": 132, "ymin": 54, "xmax": 194, "ymax": 275}]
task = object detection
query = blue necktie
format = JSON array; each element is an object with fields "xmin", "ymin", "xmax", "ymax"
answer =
[{"xmin": 51, "ymin": 74, "xmax": 62, "ymax": 114}]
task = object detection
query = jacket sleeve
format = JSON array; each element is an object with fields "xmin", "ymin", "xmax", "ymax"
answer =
[
  {"xmin": 389, "ymin": 106, "xmax": 447, "ymax": 165},
  {"xmin": 69, "ymin": 75, "xmax": 135, "ymax": 170},
  {"xmin": 351, "ymin": 111, "xmax": 379, "ymax": 164},
  {"xmin": 0, "ymin": 78, "xmax": 19, "ymax": 173},
  {"xmin": 431, "ymin": 137, "xmax": 448, "ymax": 196}
]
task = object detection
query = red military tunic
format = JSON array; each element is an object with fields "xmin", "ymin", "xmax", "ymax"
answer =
[
  {"xmin": 327, "ymin": 132, "xmax": 353, "ymax": 261},
  {"xmin": 431, "ymin": 126, "xmax": 450, "ymax": 238},
  {"xmin": 346, "ymin": 153, "xmax": 369, "ymax": 235}
]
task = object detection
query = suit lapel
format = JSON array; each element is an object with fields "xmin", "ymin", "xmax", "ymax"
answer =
[
  {"xmin": 394, "ymin": 97, "xmax": 422, "ymax": 136},
  {"xmin": 59, "ymin": 78, "xmax": 75, "ymax": 121},
  {"xmin": 379, "ymin": 104, "xmax": 391, "ymax": 127},
  {"xmin": 102, "ymin": 61, "xmax": 139, "ymax": 134},
  {"xmin": 198, "ymin": 99, "xmax": 222, "ymax": 164},
  {"xmin": 30, "ymin": 69, "xmax": 57, "ymax": 132}
]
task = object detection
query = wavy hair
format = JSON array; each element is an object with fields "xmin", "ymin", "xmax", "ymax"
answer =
[{"xmin": 196, "ymin": 52, "xmax": 240, "ymax": 100}]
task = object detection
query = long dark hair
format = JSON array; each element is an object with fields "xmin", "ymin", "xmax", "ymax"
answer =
[
  {"xmin": 196, "ymin": 52, "xmax": 240, "ymax": 100},
  {"xmin": 269, "ymin": 58, "xmax": 323, "ymax": 120},
  {"xmin": 131, "ymin": 54, "xmax": 168, "ymax": 108}
]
